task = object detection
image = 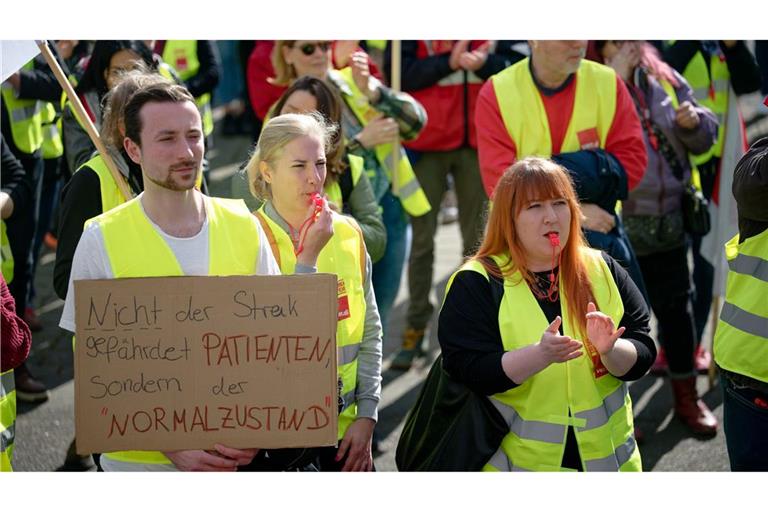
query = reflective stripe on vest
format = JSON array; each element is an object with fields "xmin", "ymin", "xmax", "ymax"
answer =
[
  {"xmin": 331, "ymin": 68, "xmax": 431, "ymax": 217},
  {"xmin": 1, "ymin": 370, "xmax": 16, "ymax": 471},
  {"xmin": 256, "ymin": 205, "xmax": 367, "ymax": 438},
  {"xmin": 325, "ymin": 153, "xmax": 363, "ymax": 211},
  {"xmin": 714, "ymin": 230, "xmax": 768, "ymax": 383},
  {"xmin": 680, "ymin": 49, "xmax": 730, "ymax": 163},
  {"xmin": 491, "ymin": 58, "xmax": 617, "ymax": 159},
  {"xmin": 1, "ymin": 61, "xmax": 44, "ymax": 154},
  {"xmin": 75, "ymin": 154, "xmax": 131, "ymax": 214},
  {"xmin": 161, "ymin": 41, "xmax": 213, "ymax": 136},
  {"xmin": 1, "ymin": 221, "xmax": 14, "ymax": 284},
  {"xmin": 8, "ymin": 100, "xmax": 42, "ymax": 123},
  {"xmin": 86, "ymin": 196, "xmax": 261, "ymax": 464},
  {"xmin": 446, "ymin": 250, "xmax": 641, "ymax": 472},
  {"xmin": 40, "ymin": 101, "xmax": 64, "ymax": 159}
]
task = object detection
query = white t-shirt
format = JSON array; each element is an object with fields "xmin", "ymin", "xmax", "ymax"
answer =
[{"xmin": 59, "ymin": 193, "xmax": 280, "ymax": 332}]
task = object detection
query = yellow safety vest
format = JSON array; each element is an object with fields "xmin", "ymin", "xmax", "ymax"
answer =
[
  {"xmin": 1, "ymin": 61, "xmax": 44, "ymax": 155},
  {"xmin": 161, "ymin": 41, "xmax": 214, "ymax": 137},
  {"xmin": 491, "ymin": 58, "xmax": 617, "ymax": 159},
  {"xmin": 74, "ymin": 153, "xmax": 203, "ymax": 213},
  {"xmin": 75, "ymin": 154, "xmax": 131, "ymax": 214},
  {"xmin": 324, "ymin": 153, "xmax": 364, "ymax": 212},
  {"xmin": 445, "ymin": 249, "xmax": 641, "ymax": 472},
  {"xmin": 677, "ymin": 46, "xmax": 730, "ymax": 164},
  {"xmin": 84, "ymin": 196, "xmax": 262, "ymax": 465},
  {"xmin": 255, "ymin": 205, "xmax": 366, "ymax": 439},
  {"xmin": 40, "ymin": 101, "xmax": 64, "ymax": 160},
  {"xmin": 714, "ymin": 229, "xmax": 768, "ymax": 383},
  {"xmin": 1, "ymin": 370, "xmax": 16, "ymax": 472},
  {"xmin": 330, "ymin": 68, "xmax": 431, "ymax": 217},
  {"xmin": 1, "ymin": 221, "xmax": 13, "ymax": 284}
]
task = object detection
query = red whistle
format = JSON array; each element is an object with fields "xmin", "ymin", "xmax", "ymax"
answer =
[
  {"xmin": 309, "ymin": 192, "xmax": 324, "ymax": 212},
  {"xmin": 309, "ymin": 192, "xmax": 324, "ymax": 223},
  {"xmin": 548, "ymin": 232, "xmax": 560, "ymax": 247}
]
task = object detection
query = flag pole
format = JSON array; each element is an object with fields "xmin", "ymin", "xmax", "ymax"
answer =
[
  {"xmin": 36, "ymin": 40, "xmax": 133, "ymax": 202},
  {"xmin": 390, "ymin": 40, "xmax": 401, "ymax": 195}
]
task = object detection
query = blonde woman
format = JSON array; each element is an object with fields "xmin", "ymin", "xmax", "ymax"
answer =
[
  {"xmin": 245, "ymin": 112, "xmax": 382, "ymax": 471},
  {"xmin": 272, "ymin": 40, "xmax": 428, "ymax": 338}
]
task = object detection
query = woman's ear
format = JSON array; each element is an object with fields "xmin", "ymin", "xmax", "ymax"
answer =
[
  {"xmin": 259, "ymin": 160, "xmax": 272, "ymax": 183},
  {"xmin": 281, "ymin": 45, "xmax": 293, "ymax": 67}
]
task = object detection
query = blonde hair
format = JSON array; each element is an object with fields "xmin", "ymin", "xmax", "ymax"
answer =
[
  {"xmin": 244, "ymin": 112, "xmax": 337, "ymax": 200},
  {"xmin": 101, "ymin": 68, "xmax": 171, "ymax": 149},
  {"xmin": 270, "ymin": 41, "xmax": 297, "ymax": 86}
]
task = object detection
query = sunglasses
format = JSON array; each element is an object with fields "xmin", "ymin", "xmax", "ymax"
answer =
[{"xmin": 298, "ymin": 42, "xmax": 330, "ymax": 56}]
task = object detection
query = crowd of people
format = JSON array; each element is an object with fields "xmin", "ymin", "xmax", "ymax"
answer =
[{"xmin": 1, "ymin": 39, "xmax": 766, "ymax": 472}]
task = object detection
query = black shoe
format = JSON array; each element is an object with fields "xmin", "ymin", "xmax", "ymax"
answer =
[
  {"xmin": 14, "ymin": 363, "xmax": 50, "ymax": 403},
  {"xmin": 62, "ymin": 439, "xmax": 95, "ymax": 471}
]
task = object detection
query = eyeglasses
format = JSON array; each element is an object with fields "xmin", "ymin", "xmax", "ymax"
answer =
[{"xmin": 298, "ymin": 42, "xmax": 330, "ymax": 56}]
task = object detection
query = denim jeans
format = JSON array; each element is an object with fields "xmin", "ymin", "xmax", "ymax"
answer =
[
  {"xmin": 722, "ymin": 374, "xmax": 768, "ymax": 471},
  {"xmin": 372, "ymin": 190, "xmax": 410, "ymax": 335}
]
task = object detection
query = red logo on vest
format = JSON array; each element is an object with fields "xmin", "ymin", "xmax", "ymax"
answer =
[
  {"xmin": 174, "ymin": 49, "xmax": 188, "ymax": 72},
  {"xmin": 337, "ymin": 279, "xmax": 350, "ymax": 321},
  {"xmin": 585, "ymin": 340, "xmax": 609, "ymax": 378},
  {"xmin": 577, "ymin": 127, "xmax": 600, "ymax": 150}
]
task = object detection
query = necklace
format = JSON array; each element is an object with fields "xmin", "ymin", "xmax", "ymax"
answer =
[{"xmin": 529, "ymin": 270, "xmax": 558, "ymax": 301}]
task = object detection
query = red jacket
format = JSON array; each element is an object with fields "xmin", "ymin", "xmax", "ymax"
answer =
[
  {"xmin": 247, "ymin": 41, "xmax": 287, "ymax": 121},
  {"xmin": 475, "ymin": 71, "xmax": 647, "ymax": 198},
  {"xmin": 247, "ymin": 41, "xmax": 382, "ymax": 122},
  {"xmin": 403, "ymin": 41, "xmax": 487, "ymax": 152}
]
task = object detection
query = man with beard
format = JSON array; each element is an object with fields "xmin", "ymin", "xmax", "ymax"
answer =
[{"xmin": 58, "ymin": 81, "xmax": 333, "ymax": 471}]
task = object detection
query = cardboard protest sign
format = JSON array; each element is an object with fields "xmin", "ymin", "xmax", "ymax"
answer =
[{"xmin": 74, "ymin": 274, "xmax": 338, "ymax": 455}]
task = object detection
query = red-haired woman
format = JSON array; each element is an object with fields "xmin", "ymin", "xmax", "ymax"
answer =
[{"xmin": 438, "ymin": 157, "xmax": 656, "ymax": 471}]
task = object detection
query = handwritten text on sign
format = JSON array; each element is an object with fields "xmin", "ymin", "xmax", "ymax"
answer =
[{"xmin": 74, "ymin": 274, "xmax": 338, "ymax": 455}]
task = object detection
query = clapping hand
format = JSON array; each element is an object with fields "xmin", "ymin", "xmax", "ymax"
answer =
[
  {"xmin": 585, "ymin": 302, "xmax": 626, "ymax": 355},
  {"xmin": 537, "ymin": 316, "xmax": 583, "ymax": 364}
]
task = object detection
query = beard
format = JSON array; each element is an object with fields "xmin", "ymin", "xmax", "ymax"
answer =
[{"xmin": 147, "ymin": 161, "xmax": 200, "ymax": 192}]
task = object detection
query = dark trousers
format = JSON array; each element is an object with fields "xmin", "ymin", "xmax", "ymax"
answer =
[
  {"xmin": 28, "ymin": 156, "xmax": 62, "ymax": 304},
  {"xmin": 722, "ymin": 375, "xmax": 768, "ymax": 471},
  {"xmin": 6, "ymin": 156, "xmax": 42, "ymax": 315},
  {"xmin": 691, "ymin": 233, "xmax": 714, "ymax": 343},
  {"xmin": 637, "ymin": 245, "xmax": 696, "ymax": 376},
  {"xmin": 406, "ymin": 148, "xmax": 488, "ymax": 330}
]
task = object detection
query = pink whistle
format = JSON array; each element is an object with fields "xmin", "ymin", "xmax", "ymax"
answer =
[{"xmin": 548, "ymin": 232, "xmax": 560, "ymax": 247}]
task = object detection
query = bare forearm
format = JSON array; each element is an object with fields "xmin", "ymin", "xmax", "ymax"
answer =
[
  {"xmin": 501, "ymin": 344, "xmax": 548, "ymax": 385},
  {"xmin": 599, "ymin": 338, "xmax": 637, "ymax": 378}
]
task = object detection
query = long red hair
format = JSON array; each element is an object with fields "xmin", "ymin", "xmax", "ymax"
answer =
[{"xmin": 474, "ymin": 157, "xmax": 596, "ymax": 339}]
